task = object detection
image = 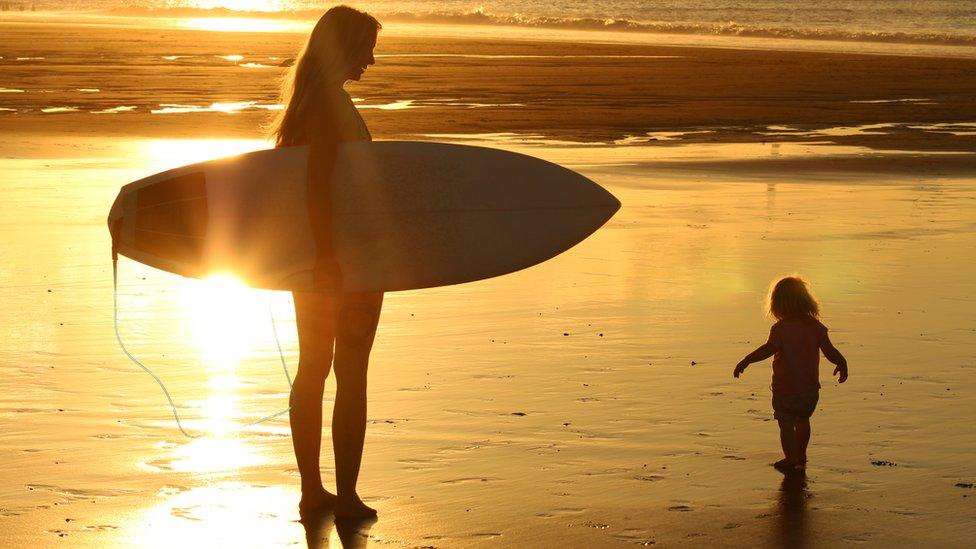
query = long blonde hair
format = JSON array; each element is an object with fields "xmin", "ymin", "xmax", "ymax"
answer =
[
  {"xmin": 766, "ymin": 276, "xmax": 820, "ymax": 320},
  {"xmin": 270, "ymin": 6, "xmax": 380, "ymax": 147}
]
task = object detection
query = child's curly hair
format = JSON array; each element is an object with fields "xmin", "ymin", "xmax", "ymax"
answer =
[{"xmin": 767, "ymin": 276, "xmax": 820, "ymax": 320}]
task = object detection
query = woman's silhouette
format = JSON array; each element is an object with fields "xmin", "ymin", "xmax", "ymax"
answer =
[{"xmin": 270, "ymin": 5, "xmax": 382, "ymax": 519}]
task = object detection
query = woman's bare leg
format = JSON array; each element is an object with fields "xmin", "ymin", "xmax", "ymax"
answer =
[
  {"xmin": 332, "ymin": 291, "xmax": 383, "ymax": 518},
  {"xmin": 291, "ymin": 291, "xmax": 338, "ymax": 515}
]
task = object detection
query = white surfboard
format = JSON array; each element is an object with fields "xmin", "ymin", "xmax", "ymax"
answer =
[{"xmin": 108, "ymin": 141, "xmax": 619, "ymax": 292}]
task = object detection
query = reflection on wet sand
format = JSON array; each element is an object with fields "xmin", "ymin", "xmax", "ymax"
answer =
[
  {"xmin": 774, "ymin": 470, "xmax": 809, "ymax": 549},
  {"xmin": 301, "ymin": 512, "xmax": 376, "ymax": 549},
  {"xmin": 132, "ymin": 483, "xmax": 301, "ymax": 546}
]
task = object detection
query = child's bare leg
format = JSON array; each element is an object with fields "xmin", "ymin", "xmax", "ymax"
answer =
[
  {"xmin": 775, "ymin": 418, "xmax": 797, "ymax": 467},
  {"xmin": 794, "ymin": 418, "xmax": 811, "ymax": 464}
]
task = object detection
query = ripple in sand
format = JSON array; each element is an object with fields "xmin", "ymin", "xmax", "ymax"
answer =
[
  {"xmin": 571, "ymin": 521, "xmax": 610, "ymax": 529},
  {"xmin": 667, "ymin": 505, "xmax": 694, "ymax": 512},
  {"xmin": 0, "ymin": 88, "xmax": 25, "ymax": 93},
  {"xmin": 218, "ymin": 55, "xmax": 244, "ymax": 62},
  {"xmin": 40, "ymin": 107, "xmax": 79, "ymax": 113},
  {"xmin": 82, "ymin": 525, "xmax": 119, "ymax": 531},
  {"xmin": 356, "ymin": 99, "xmax": 415, "ymax": 110},
  {"xmin": 76, "ymin": 88, "xmax": 100, "ymax": 93},
  {"xmin": 93, "ymin": 106, "xmax": 137, "ymax": 114},
  {"xmin": 144, "ymin": 459, "xmax": 174, "ymax": 472},
  {"xmin": 633, "ymin": 474, "xmax": 665, "ymax": 482},
  {"xmin": 613, "ymin": 528, "xmax": 657, "ymax": 545},
  {"xmin": 15, "ymin": 56, "xmax": 45, "ymax": 61},
  {"xmin": 537, "ymin": 507, "xmax": 585, "ymax": 517},
  {"xmin": 614, "ymin": 130, "xmax": 714, "ymax": 144},
  {"xmin": 422, "ymin": 131, "xmax": 596, "ymax": 146},
  {"xmin": 441, "ymin": 477, "xmax": 496, "ymax": 485},
  {"xmin": 0, "ymin": 107, "xmax": 16, "ymax": 113},
  {"xmin": 908, "ymin": 122, "xmax": 976, "ymax": 136},
  {"xmin": 25, "ymin": 484, "xmax": 136, "ymax": 500},
  {"xmin": 159, "ymin": 485, "xmax": 189, "ymax": 497},
  {"xmin": 760, "ymin": 122, "xmax": 904, "ymax": 137},
  {"xmin": 850, "ymin": 98, "xmax": 935, "ymax": 105},
  {"xmin": 416, "ymin": 98, "xmax": 526, "ymax": 109},
  {"xmin": 240, "ymin": 62, "xmax": 273, "ymax": 68},
  {"xmin": 471, "ymin": 532, "xmax": 503, "ymax": 539},
  {"xmin": 151, "ymin": 102, "xmax": 283, "ymax": 114},
  {"xmin": 170, "ymin": 506, "xmax": 204, "ymax": 521}
]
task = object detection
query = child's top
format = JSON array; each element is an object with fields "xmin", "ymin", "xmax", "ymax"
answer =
[{"xmin": 767, "ymin": 315, "xmax": 828, "ymax": 395}]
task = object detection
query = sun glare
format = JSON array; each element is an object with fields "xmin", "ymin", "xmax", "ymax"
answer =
[
  {"xmin": 139, "ymin": 138, "xmax": 269, "ymax": 173},
  {"xmin": 186, "ymin": 0, "xmax": 286, "ymax": 11},
  {"xmin": 181, "ymin": 273, "xmax": 268, "ymax": 368},
  {"xmin": 181, "ymin": 17, "xmax": 306, "ymax": 33}
]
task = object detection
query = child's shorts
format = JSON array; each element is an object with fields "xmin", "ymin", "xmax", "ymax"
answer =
[{"xmin": 772, "ymin": 389, "xmax": 819, "ymax": 422}]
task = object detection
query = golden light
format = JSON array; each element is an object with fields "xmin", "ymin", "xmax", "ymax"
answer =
[
  {"xmin": 171, "ymin": 273, "xmax": 284, "ymax": 439},
  {"xmin": 165, "ymin": 434, "xmax": 265, "ymax": 472},
  {"xmin": 180, "ymin": 273, "xmax": 268, "ymax": 368},
  {"xmin": 139, "ymin": 138, "xmax": 269, "ymax": 172},
  {"xmin": 185, "ymin": 0, "xmax": 286, "ymax": 11},
  {"xmin": 180, "ymin": 17, "xmax": 306, "ymax": 33},
  {"xmin": 133, "ymin": 483, "xmax": 302, "ymax": 546}
]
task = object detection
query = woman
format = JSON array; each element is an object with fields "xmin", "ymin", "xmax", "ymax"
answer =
[{"xmin": 270, "ymin": 6, "xmax": 382, "ymax": 519}]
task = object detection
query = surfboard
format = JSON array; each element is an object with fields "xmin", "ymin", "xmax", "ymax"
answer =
[{"xmin": 107, "ymin": 141, "xmax": 620, "ymax": 292}]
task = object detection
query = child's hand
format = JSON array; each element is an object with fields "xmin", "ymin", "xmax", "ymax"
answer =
[
  {"xmin": 733, "ymin": 361, "xmax": 748, "ymax": 378},
  {"xmin": 833, "ymin": 364, "xmax": 848, "ymax": 383}
]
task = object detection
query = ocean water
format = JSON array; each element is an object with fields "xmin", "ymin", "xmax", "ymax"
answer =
[{"xmin": 11, "ymin": 0, "xmax": 976, "ymax": 46}]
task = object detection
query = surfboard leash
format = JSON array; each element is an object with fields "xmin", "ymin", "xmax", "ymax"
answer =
[{"xmin": 111, "ymin": 240, "xmax": 294, "ymax": 438}]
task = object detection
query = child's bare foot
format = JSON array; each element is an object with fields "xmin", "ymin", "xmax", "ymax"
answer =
[
  {"xmin": 773, "ymin": 458, "xmax": 798, "ymax": 472},
  {"xmin": 299, "ymin": 487, "xmax": 337, "ymax": 516},
  {"xmin": 336, "ymin": 494, "xmax": 377, "ymax": 519}
]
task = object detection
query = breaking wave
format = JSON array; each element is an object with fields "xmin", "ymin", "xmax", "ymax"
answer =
[{"xmin": 62, "ymin": 6, "xmax": 976, "ymax": 47}]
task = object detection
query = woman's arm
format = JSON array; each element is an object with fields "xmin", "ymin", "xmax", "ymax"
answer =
[{"xmin": 306, "ymin": 125, "xmax": 341, "ymax": 289}]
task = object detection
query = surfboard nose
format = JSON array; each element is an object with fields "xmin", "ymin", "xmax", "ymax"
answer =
[{"xmin": 108, "ymin": 187, "xmax": 128, "ymax": 255}]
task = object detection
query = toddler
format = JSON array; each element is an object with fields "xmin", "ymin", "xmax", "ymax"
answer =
[{"xmin": 733, "ymin": 276, "xmax": 848, "ymax": 470}]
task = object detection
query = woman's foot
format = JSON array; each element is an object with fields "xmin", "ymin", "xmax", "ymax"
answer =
[
  {"xmin": 336, "ymin": 494, "xmax": 377, "ymax": 519},
  {"xmin": 299, "ymin": 487, "xmax": 337, "ymax": 516}
]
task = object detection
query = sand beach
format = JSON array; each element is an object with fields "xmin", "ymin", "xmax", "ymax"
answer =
[{"xmin": 1, "ymin": 11, "xmax": 975, "ymax": 547}]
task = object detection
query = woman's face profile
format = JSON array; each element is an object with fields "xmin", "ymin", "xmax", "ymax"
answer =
[{"xmin": 346, "ymin": 34, "xmax": 377, "ymax": 82}]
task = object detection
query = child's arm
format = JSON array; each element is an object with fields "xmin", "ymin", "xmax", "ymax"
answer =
[
  {"xmin": 733, "ymin": 343, "xmax": 776, "ymax": 378},
  {"xmin": 820, "ymin": 333, "xmax": 848, "ymax": 383}
]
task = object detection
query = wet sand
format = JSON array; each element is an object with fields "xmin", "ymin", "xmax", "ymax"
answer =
[
  {"xmin": 2, "ymin": 19, "xmax": 976, "ymax": 548},
  {"xmin": 2, "ymin": 21, "xmax": 976, "ymax": 151}
]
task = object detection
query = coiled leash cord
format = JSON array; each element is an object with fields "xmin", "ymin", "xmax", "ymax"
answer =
[{"xmin": 112, "ymin": 251, "xmax": 293, "ymax": 439}]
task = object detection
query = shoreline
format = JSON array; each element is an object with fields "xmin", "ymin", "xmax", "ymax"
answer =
[
  {"xmin": 2, "ymin": 11, "xmax": 976, "ymax": 59},
  {"xmin": 2, "ymin": 22, "xmax": 975, "ymax": 154}
]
